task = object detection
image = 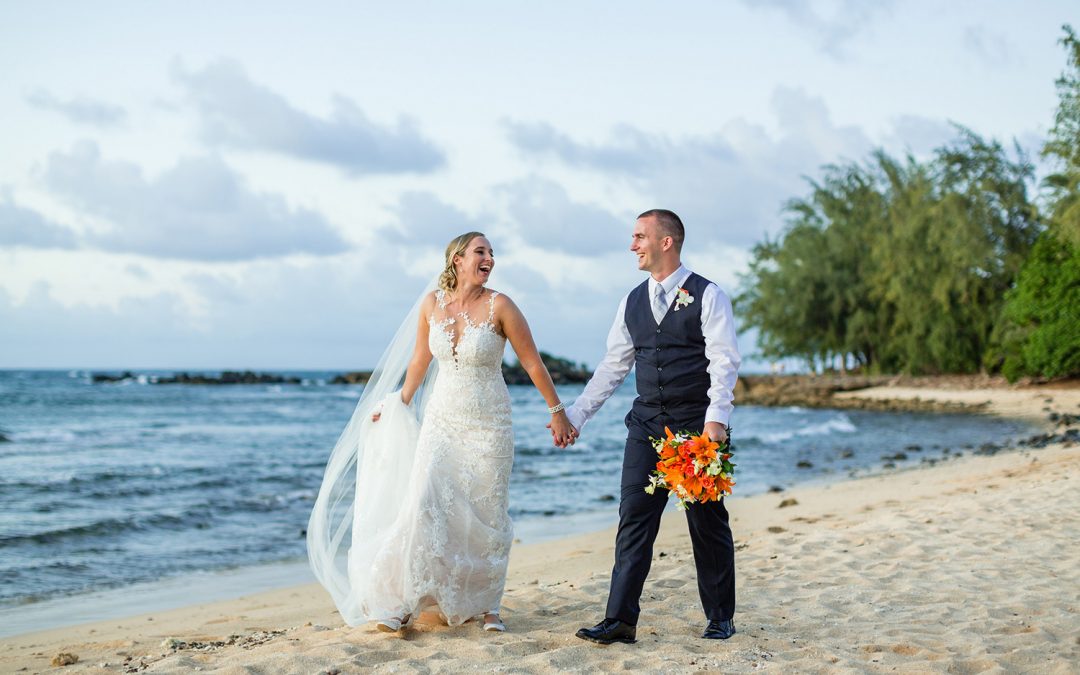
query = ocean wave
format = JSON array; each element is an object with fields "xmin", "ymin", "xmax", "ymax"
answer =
[
  {"xmin": 740, "ymin": 413, "xmax": 858, "ymax": 444},
  {"xmin": 9, "ymin": 429, "xmax": 79, "ymax": 443},
  {"xmin": 0, "ymin": 510, "xmax": 211, "ymax": 546}
]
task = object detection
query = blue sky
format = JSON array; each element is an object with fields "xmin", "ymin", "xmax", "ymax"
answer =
[{"xmin": 1, "ymin": 1, "xmax": 1075, "ymax": 369}]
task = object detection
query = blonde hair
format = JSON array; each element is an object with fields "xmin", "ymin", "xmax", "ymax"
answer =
[{"xmin": 438, "ymin": 231, "xmax": 487, "ymax": 293}]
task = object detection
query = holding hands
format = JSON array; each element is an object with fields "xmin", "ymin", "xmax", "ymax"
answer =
[{"xmin": 548, "ymin": 408, "xmax": 578, "ymax": 448}]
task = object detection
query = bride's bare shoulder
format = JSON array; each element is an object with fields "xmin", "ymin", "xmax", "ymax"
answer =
[
  {"xmin": 489, "ymin": 290, "xmax": 526, "ymax": 323},
  {"xmin": 421, "ymin": 290, "xmax": 440, "ymax": 312}
]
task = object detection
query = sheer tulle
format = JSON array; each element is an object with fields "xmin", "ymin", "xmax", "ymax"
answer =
[{"xmin": 306, "ymin": 277, "xmax": 439, "ymax": 626}]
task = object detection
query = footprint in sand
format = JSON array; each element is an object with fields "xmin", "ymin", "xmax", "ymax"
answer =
[{"xmin": 651, "ymin": 578, "xmax": 689, "ymax": 589}]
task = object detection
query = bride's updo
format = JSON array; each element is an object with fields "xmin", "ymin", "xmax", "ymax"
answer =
[{"xmin": 439, "ymin": 231, "xmax": 487, "ymax": 292}]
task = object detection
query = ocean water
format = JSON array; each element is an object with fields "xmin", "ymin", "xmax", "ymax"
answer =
[{"xmin": 0, "ymin": 370, "xmax": 1034, "ymax": 618}]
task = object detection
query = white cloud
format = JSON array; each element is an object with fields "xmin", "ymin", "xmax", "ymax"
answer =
[
  {"xmin": 382, "ymin": 191, "xmax": 488, "ymax": 248},
  {"xmin": 739, "ymin": 0, "xmax": 894, "ymax": 58},
  {"xmin": 963, "ymin": 26, "xmax": 1018, "ymax": 69},
  {"xmin": 497, "ymin": 176, "xmax": 628, "ymax": 255},
  {"xmin": 24, "ymin": 89, "xmax": 127, "ymax": 127},
  {"xmin": 43, "ymin": 141, "xmax": 351, "ymax": 261},
  {"xmin": 885, "ymin": 116, "xmax": 962, "ymax": 157},
  {"xmin": 0, "ymin": 190, "xmax": 78, "ymax": 250},
  {"xmin": 505, "ymin": 87, "xmax": 875, "ymax": 247},
  {"xmin": 173, "ymin": 59, "xmax": 446, "ymax": 177}
]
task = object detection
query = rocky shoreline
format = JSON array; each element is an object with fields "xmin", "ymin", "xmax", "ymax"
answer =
[
  {"xmin": 734, "ymin": 374, "xmax": 1043, "ymax": 414},
  {"xmin": 88, "ymin": 370, "xmax": 1076, "ymax": 418},
  {"xmin": 92, "ymin": 354, "xmax": 593, "ymax": 388},
  {"xmin": 92, "ymin": 371, "xmax": 303, "ymax": 385}
]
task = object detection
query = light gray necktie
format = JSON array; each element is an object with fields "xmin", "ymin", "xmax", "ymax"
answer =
[{"xmin": 652, "ymin": 283, "xmax": 668, "ymax": 324}]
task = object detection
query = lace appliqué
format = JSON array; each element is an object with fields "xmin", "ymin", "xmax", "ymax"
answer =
[{"xmin": 364, "ymin": 287, "xmax": 513, "ymax": 624}]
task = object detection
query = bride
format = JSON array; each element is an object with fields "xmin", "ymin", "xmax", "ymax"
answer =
[{"xmin": 308, "ymin": 231, "xmax": 577, "ymax": 633}]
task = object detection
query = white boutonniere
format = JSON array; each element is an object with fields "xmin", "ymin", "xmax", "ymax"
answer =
[{"xmin": 673, "ymin": 287, "xmax": 695, "ymax": 311}]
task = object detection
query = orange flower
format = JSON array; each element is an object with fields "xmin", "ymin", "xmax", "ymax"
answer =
[{"xmin": 714, "ymin": 474, "xmax": 735, "ymax": 495}]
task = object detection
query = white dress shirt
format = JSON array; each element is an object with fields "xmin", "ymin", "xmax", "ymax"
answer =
[{"xmin": 565, "ymin": 265, "xmax": 741, "ymax": 431}]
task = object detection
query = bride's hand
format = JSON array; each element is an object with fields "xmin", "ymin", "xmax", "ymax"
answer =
[
  {"xmin": 371, "ymin": 411, "xmax": 382, "ymax": 422},
  {"xmin": 547, "ymin": 411, "xmax": 578, "ymax": 448}
]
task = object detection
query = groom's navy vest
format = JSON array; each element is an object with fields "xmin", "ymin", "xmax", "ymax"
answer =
[{"xmin": 626, "ymin": 272, "xmax": 711, "ymax": 429}]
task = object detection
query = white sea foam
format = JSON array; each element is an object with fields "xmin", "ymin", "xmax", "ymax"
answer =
[
  {"xmin": 12, "ymin": 429, "xmax": 79, "ymax": 443},
  {"xmin": 746, "ymin": 413, "xmax": 858, "ymax": 444}
]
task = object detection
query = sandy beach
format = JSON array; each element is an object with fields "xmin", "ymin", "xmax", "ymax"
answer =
[{"xmin": 3, "ymin": 384, "xmax": 1078, "ymax": 673}]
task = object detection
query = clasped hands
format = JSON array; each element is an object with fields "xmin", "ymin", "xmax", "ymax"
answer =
[{"xmin": 547, "ymin": 412, "xmax": 578, "ymax": 448}]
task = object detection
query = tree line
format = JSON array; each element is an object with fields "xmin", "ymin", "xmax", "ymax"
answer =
[{"xmin": 737, "ymin": 26, "xmax": 1080, "ymax": 381}]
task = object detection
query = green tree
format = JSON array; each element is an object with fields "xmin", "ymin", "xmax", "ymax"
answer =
[
  {"xmin": 991, "ymin": 25, "xmax": 1080, "ymax": 381},
  {"xmin": 1042, "ymin": 25, "xmax": 1080, "ymax": 248},
  {"xmin": 738, "ymin": 131, "xmax": 1038, "ymax": 375}
]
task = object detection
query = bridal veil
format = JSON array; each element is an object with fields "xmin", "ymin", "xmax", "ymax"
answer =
[{"xmin": 306, "ymin": 276, "xmax": 439, "ymax": 625}]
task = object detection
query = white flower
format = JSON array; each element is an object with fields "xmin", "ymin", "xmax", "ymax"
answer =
[{"xmin": 673, "ymin": 287, "xmax": 695, "ymax": 311}]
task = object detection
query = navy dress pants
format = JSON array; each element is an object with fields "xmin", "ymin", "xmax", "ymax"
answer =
[{"xmin": 605, "ymin": 414, "xmax": 736, "ymax": 626}]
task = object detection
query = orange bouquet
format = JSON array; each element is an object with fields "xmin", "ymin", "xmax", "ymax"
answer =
[{"xmin": 644, "ymin": 427, "xmax": 735, "ymax": 510}]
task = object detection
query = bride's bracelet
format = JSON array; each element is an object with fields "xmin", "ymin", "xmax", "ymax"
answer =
[{"xmin": 547, "ymin": 402, "xmax": 565, "ymax": 414}]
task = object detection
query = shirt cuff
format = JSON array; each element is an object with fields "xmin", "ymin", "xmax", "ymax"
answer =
[
  {"xmin": 705, "ymin": 410, "xmax": 730, "ymax": 427},
  {"xmin": 565, "ymin": 405, "xmax": 586, "ymax": 431}
]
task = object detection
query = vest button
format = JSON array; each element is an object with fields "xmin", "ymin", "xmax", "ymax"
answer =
[
  {"xmin": 655, "ymin": 329, "xmax": 661, "ymax": 334},
  {"xmin": 655, "ymin": 347, "xmax": 661, "ymax": 352},
  {"xmin": 659, "ymin": 386, "xmax": 664, "ymax": 391},
  {"xmin": 657, "ymin": 366, "xmax": 663, "ymax": 372}
]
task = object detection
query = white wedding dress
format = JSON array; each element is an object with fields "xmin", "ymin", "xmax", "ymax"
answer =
[{"xmin": 343, "ymin": 289, "xmax": 514, "ymax": 624}]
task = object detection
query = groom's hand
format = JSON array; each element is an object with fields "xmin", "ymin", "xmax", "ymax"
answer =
[
  {"xmin": 704, "ymin": 421, "xmax": 728, "ymax": 445},
  {"xmin": 547, "ymin": 420, "xmax": 579, "ymax": 448}
]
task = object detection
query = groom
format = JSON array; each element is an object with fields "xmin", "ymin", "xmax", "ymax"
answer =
[{"xmin": 558, "ymin": 209, "xmax": 741, "ymax": 643}]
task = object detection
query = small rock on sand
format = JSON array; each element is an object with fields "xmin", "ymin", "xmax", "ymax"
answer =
[
  {"xmin": 51, "ymin": 653, "xmax": 78, "ymax": 666},
  {"xmin": 778, "ymin": 498, "xmax": 799, "ymax": 508}
]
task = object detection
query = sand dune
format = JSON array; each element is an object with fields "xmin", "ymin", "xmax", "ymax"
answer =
[{"xmin": 3, "ymin": 386, "xmax": 1078, "ymax": 673}]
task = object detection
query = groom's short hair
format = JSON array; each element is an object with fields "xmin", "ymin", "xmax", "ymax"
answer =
[{"xmin": 638, "ymin": 209, "xmax": 684, "ymax": 253}]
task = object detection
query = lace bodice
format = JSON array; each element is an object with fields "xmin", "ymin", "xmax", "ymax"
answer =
[{"xmin": 428, "ymin": 289, "xmax": 506, "ymax": 371}]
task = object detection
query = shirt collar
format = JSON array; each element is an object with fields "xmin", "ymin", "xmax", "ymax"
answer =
[{"xmin": 650, "ymin": 265, "xmax": 690, "ymax": 296}]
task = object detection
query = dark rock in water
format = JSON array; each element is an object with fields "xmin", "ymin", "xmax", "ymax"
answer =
[
  {"xmin": 0, "ymin": 432, "xmax": 10, "ymax": 443},
  {"xmin": 502, "ymin": 352, "xmax": 591, "ymax": 385},
  {"xmin": 768, "ymin": 485, "xmax": 784, "ymax": 493},
  {"xmin": 904, "ymin": 444, "xmax": 923, "ymax": 452},
  {"xmin": 330, "ymin": 351, "xmax": 591, "ymax": 386},
  {"xmin": 598, "ymin": 494, "xmax": 616, "ymax": 502},
  {"xmin": 796, "ymin": 460, "xmax": 813, "ymax": 469},
  {"xmin": 1053, "ymin": 413, "xmax": 1080, "ymax": 427},
  {"xmin": 92, "ymin": 371, "xmax": 136, "ymax": 383},
  {"xmin": 156, "ymin": 371, "xmax": 302, "ymax": 385},
  {"xmin": 975, "ymin": 442, "xmax": 1000, "ymax": 456},
  {"xmin": 838, "ymin": 448, "xmax": 855, "ymax": 459},
  {"xmin": 883, "ymin": 462, "xmax": 896, "ymax": 469},
  {"xmin": 778, "ymin": 498, "xmax": 798, "ymax": 508},
  {"xmin": 881, "ymin": 452, "xmax": 908, "ymax": 461},
  {"xmin": 330, "ymin": 371, "xmax": 373, "ymax": 385}
]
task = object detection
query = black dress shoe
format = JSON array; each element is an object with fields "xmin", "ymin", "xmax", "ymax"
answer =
[
  {"xmin": 575, "ymin": 618, "xmax": 637, "ymax": 645},
  {"xmin": 703, "ymin": 619, "xmax": 736, "ymax": 639}
]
